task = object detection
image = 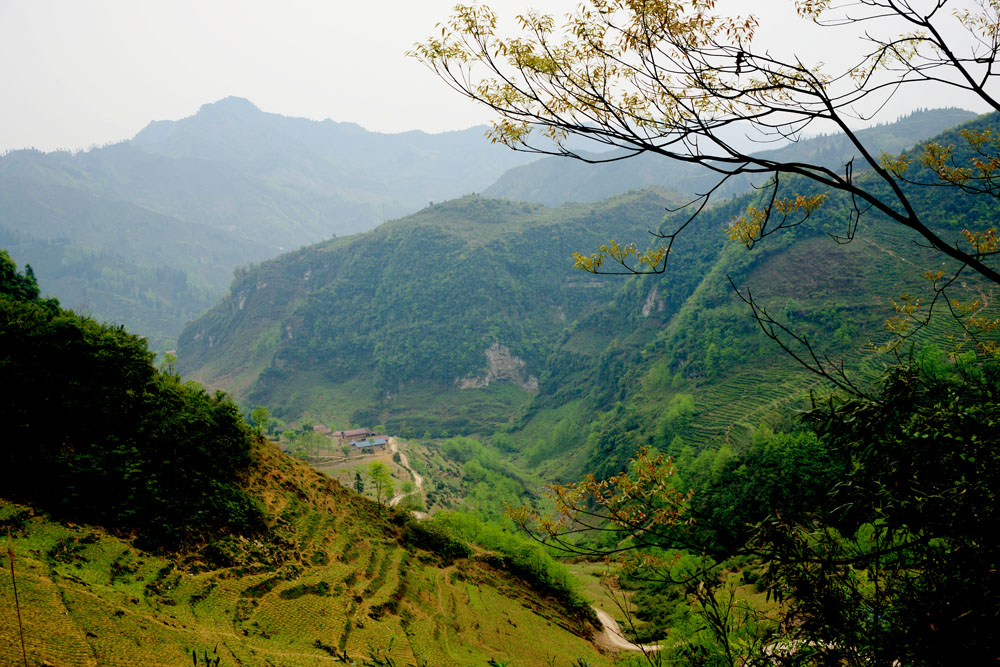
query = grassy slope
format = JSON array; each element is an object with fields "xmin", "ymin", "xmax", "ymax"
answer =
[{"xmin": 0, "ymin": 441, "xmax": 611, "ymax": 667}]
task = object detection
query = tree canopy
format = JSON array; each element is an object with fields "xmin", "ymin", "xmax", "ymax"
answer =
[
  {"xmin": 367, "ymin": 461, "xmax": 395, "ymax": 509},
  {"xmin": 0, "ymin": 250, "xmax": 263, "ymax": 548}
]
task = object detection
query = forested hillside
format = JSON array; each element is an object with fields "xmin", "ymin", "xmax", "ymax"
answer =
[
  {"xmin": 181, "ymin": 112, "xmax": 999, "ymax": 486},
  {"xmin": 178, "ymin": 189, "xmax": 682, "ymax": 435},
  {"xmin": 0, "ymin": 249, "xmax": 263, "ymax": 546}
]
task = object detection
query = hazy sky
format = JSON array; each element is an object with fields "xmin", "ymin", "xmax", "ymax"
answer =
[
  {"xmin": 0, "ymin": 1, "xmax": 985, "ymax": 153},
  {"xmin": 0, "ymin": 0, "xmax": 568, "ymax": 152}
]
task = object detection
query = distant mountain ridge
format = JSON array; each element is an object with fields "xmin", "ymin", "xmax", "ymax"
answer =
[
  {"xmin": 482, "ymin": 108, "xmax": 977, "ymax": 206},
  {"xmin": 132, "ymin": 96, "xmax": 540, "ymax": 226},
  {"xmin": 0, "ymin": 97, "xmax": 538, "ymax": 347}
]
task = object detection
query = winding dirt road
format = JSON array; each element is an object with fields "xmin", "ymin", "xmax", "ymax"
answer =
[
  {"xmin": 388, "ymin": 438, "xmax": 425, "ymax": 511},
  {"xmin": 592, "ymin": 607, "xmax": 662, "ymax": 653}
]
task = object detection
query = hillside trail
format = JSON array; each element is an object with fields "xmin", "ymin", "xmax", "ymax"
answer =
[
  {"xmin": 592, "ymin": 606, "xmax": 663, "ymax": 653},
  {"xmin": 388, "ymin": 438, "xmax": 427, "ymax": 518},
  {"xmin": 861, "ymin": 236, "xmax": 923, "ymax": 269}
]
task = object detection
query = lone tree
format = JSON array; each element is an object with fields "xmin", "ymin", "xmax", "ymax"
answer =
[
  {"xmin": 249, "ymin": 405, "xmax": 270, "ymax": 436},
  {"xmin": 414, "ymin": 0, "xmax": 1000, "ymax": 374},
  {"xmin": 366, "ymin": 461, "xmax": 394, "ymax": 509}
]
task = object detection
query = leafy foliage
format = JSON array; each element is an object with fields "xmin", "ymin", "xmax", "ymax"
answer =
[
  {"xmin": 367, "ymin": 461, "xmax": 394, "ymax": 508},
  {"xmin": 755, "ymin": 358, "xmax": 1000, "ymax": 665},
  {"xmin": 512, "ymin": 352, "xmax": 1000, "ymax": 664},
  {"xmin": 694, "ymin": 429, "xmax": 845, "ymax": 553},
  {"xmin": 0, "ymin": 249, "xmax": 43, "ymax": 302},
  {"xmin": 0, "ymin": 250, "xmax": 263, "ymax": 547}
]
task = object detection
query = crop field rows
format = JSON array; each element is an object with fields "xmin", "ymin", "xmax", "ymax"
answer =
[
  {"xmin": 2, "ymin": 496, "xmax": 615, "ymax": 666},
  {"xmin": 677, "ymin": 282, "xmax": 992, "ymax": 455},
  {"xmin": 681, "ymin": 366, "xmax": 816, "ymax": 451},
  {"xmin": 0, "ymin": 440, "xmax": 616, "ymax": 666},
  {"xmin": 0, "ymin": 499, "xmax": 417, "ymax": 665}
]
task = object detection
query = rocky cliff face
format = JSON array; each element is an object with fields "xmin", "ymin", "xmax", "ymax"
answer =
[
  {"xmin": 458, "ymin": 343, "xmax": 539, "ymax": 392},
  {"xmin": 642, "ymin": 286, "xmax": 665, "ymax": 317}
]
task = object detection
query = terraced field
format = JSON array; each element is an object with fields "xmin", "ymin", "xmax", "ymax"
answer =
[
  {"xmin": 0, "ymin": 442, "xmax": 613, "ymax": 667},
  {"xmin": 653, "ymin": 215, "xmax": 1000, "ymax": 452},
  {"xmin": 681, "ymin": 366, "xmax": 818, "ymax": 450},
  {"xmin": 671, "ymin": 304, "xmax": 987, "ymax": 454}
]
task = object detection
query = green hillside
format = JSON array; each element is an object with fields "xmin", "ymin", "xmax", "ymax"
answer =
[
  {"xmin": 178, "ymin": 111, "xmax": 1000, "ymax": 493},
  {"xmin": 519, "ymin": 111, "xmax": 1000, "ymax": 481},
  {"xmin": 178, "ymin": 189, "xmax": 683, "ymax": 434}
]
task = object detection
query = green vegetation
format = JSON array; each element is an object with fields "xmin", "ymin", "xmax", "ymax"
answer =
[
  {"xmin": 249, "ymin": 405, "xmax": 270, "ymax": 436},
  {"xmin": 0, "ymin": 253, "xmax": 615, "ymax": 666},
  {"xmin": 367, "ymin": 462, "xmax": 394, "ymax": 509},
  {"xmin": 763, "ymin": 356, "xmax": 1000, "ymax": 664},
  {"xmin": 166, "ymin": 108, "xmax": 1000, "ymax": 662},
  {"xmin": 179, "ymin": 111, "xmax": 988, "ymax": 469},
  {"xmin": 521, "ymin": 110, "xmax": 1000, "ymax": 483},
  {"xmin": 410, "ymin": 4, "xmax": 1000, "ymax": 659},
  {"xmin": 429, "ymin": 511, "xmax": 588, "ymax": 617},
  {"xmin": 0, "ymin": 250, "xmax": 263, "ymax": 547},
  {"xmin": 3, "ymin": 51, "xmax": 996, "ymax": 663},
  {"xmin": 643, "ymin": 354, "xmax": 1000, "ymax": 663},
  {"xmin": 0, "ymin": 457, "xmax": 609, "ymax": 667},
  {"xmin": 179, "ymin": 189, "xmax": 680, "ymax": 428}
]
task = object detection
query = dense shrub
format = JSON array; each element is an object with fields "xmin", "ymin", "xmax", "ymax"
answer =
[
  {"xmin": 0, "ymin": 250, "xmax": 264, "ymax": 547},
  {"xmin": 401, "ymin": 520, "xmax": 472, "ymax": 563}
]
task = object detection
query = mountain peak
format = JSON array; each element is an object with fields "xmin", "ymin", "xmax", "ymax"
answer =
[{"xmin": 196, "ymin": 96, "xmax": 262, "ymax": 117}]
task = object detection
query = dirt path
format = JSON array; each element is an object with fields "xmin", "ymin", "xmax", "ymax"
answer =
[
  {"xmin": 388, "ymin": 438, "xmax": 424, "ymax": 508},
  {"xmin": 592, "ymin": 607, "xmax": 662, "ymax": 653},
  {"xmin": 862, "ymin": 236, "xmax": 922, "ymax": 269}
]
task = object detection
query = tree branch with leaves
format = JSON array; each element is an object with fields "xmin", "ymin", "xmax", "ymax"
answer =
[{"xmin": 413, "ymin": 0, "xmax": 1000, "ymax": 299}]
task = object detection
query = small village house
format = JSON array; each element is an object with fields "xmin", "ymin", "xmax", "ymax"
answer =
[{"xmin": 333, "ymin": 427, "xmax": 374, "ymax": 444}]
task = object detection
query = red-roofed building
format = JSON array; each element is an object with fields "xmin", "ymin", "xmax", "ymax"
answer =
[{"xmin": 333, "ymin": 427, "xmax": 374, "ymax": 443}]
